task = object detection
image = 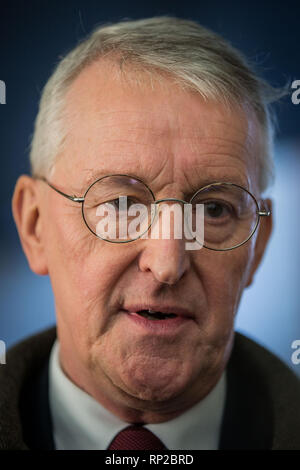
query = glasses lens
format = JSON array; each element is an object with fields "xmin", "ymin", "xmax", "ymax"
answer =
[
  {"xmin": 82, "ymin": 175, "xmax": 155, "ymax": 242},
  {"xmin": 190, "ymin": 183, "xmax": 259, "ymax": 250}
]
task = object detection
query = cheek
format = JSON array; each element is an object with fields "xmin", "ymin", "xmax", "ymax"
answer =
[
  {"xmin": 44, "ymin": 206, "xmax": 141, "ymax": 337},
  {"xmin": 42, "ymin": 206, "xmax": 103, "ymax": 310},
  {"xmin": 198, "ymin": 243, "xmax": 255, "ymax": 336}
]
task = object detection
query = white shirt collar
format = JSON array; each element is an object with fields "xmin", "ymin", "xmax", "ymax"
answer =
[{"xmin": 49, "ymin": 340, "xmax": 226, "ymax": 450}]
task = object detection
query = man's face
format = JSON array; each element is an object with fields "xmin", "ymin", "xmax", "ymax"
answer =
[{"xmin": 34, "ymin": 62, "xmax": 269, "ymax": 420}]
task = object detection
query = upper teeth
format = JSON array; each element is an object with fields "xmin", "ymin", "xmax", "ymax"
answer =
[{"xmin": 148, "ymin": 309, "xmax": 157, "ymax": 314}]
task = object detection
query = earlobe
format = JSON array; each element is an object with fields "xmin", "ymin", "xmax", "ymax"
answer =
[
  {"xmin": 245, "ymin": 198, "xmax": 273, "ymax": 288},
  {"xmin": 12, "ymin": 175, "xmax": 49, "ymax": 275}
]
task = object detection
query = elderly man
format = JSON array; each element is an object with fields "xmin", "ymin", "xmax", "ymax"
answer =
[{"xmin": 1, "ymin": 17, "xmax": 299, "ymax": 450}]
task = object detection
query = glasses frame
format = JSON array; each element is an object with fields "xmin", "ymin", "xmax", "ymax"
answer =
[{"xmin": 37, "ymin": 174, "xmax": 271, "ymax": 251}]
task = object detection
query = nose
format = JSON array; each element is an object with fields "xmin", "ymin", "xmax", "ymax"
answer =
[
  {"xmin": 138, "ymin": 202, "xmax": 191, "ymax": 285},
  {"xmin": 138, "ymin": 236, "xmax": 191, "ymax": 285}
]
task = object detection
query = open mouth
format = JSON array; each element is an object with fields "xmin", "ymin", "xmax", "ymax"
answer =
[{"xmin": 135, "ymin": 309, "xmax": 177, "ymax": 320}]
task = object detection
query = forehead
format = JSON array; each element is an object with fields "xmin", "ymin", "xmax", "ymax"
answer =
[{"xmin": 58, "ymin": 60, "xmax": 262, "ymax": 194}]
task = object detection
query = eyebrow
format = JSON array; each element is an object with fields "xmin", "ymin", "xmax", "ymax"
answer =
[
  {"xmin": 198, "ymin": 175, "xmax": 248, "ymax": 188},
  {"xmin": 81, "ymin": 169, "xmax": 146, "ymax": 192}
]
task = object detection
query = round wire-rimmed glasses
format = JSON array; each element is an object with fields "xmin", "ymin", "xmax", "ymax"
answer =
[{"xmin": 37, "ymin": 174, "xmax": 271, "ymax": 251}]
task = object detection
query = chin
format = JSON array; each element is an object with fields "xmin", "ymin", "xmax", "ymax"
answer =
[
  {"xmin": 117, "ymin": 359, "xmax": 197, "ymax": 403},
  {"xmin": 127, "ymin": 380, "xmax": 188, "ymax": 403}
]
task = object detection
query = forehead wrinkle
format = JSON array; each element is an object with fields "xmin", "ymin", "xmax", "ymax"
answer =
[
  {"xmin": 77, "ymin": 148, "xmax": 250, "ymax": 197},
  {"xmin": 191, "ymin": 151, "xmax": 250, "ymax": 165},
  {"xmin": 69, "ymin": 91, "xmax": 256, "ymax": 142},
  {"xmin": 77, "ymin": 139, "xmax": 252, "ymax": 193},
  {"xmin": 95, "ymin": 138, "xmax": 168, "ymax": 150},
  {"xmin": 192, "ymin": 136, "xmax": 255, "ymax": 157},
  {"xmin": 70, "ymin": 94, "xmax": 253, "ymax": 141},
  {"xmin": 83, "ymin": 110, "xmax": 255, "ymax": 154},
  {"xmin": 64, "ymin": 124, "xmax": 254, "ymax": 191},
  {"xmin": 94, "ymin": 126, "xmax": 173, "ymax": 142},
  {"xmin": 88, "ymin": 125, "xmax": 253, "ymax": 158},
  {"xmin": 185, "ymin": 163, "xmax": 251, "ymax": 190},
  {"xmin": 81, "ymin": 166, "xmax": 250, "ymax": 199},
  {"xmin": 63, "ymin": 67, "xmax": 260, "ymax": 194},
  {"xmin": 87, "ymin": 114, "xmax": 253, "ymax": 142},
  {"xmin": 69, "ymin": 100, "xmax": 180, "ymax": 130},
  {"xmin": 80, "ymin": 151, "xmax": 172, "ymax": 190},
  {"xmin": 66, "ymin": 80, "xmax": 257, "ymax": 157}
]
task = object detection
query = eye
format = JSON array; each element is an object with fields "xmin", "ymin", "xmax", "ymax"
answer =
[
  {"xmin": 204, "ymin": 201, "xmax": 232, "ymax": 219},
  {"xmin": 105, "ymin": 197, "xmax": 138, "ymax": 211}
]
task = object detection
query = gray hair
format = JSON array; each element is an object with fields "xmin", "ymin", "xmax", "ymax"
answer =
[{"xmin": 30, "ymin": 16, "xmax": 284, "ymax": 192}]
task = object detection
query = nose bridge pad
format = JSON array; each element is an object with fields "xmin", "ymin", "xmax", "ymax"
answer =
[{"xmin": 148, "ymin": 198, "xmax": 188, "ymax": 242}]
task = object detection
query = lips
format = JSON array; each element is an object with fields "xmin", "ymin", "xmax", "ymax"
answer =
[
  {"xmin": 122, "ymin": 304, "xmax": 195, "ymax": 321},
  {"xmin": 133, "ymin": 309, "xmax": 177, "ymax": 320}
]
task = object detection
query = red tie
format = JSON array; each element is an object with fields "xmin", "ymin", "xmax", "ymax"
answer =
[{"xmin": 107, "ymin": 425, "xmax": 167, "ymax": 450}]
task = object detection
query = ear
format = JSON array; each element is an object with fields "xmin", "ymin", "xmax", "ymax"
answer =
[
  {"xmin": 12, "ymin": 175, "xmax": 48, "ymax": 275},
  {"xmin": 245, "ymin": 198, "xmax": 273, "ymax": 287}
]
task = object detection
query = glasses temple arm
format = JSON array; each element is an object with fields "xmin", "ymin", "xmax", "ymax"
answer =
[{"xmin": 37, "ymin": 177, "xmax": 84, "ymax": 203}]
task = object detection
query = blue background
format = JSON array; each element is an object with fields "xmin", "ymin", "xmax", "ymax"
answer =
[{"xmin": 0, "ymin": 0, "xmax": 299, "ymax": 376}]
